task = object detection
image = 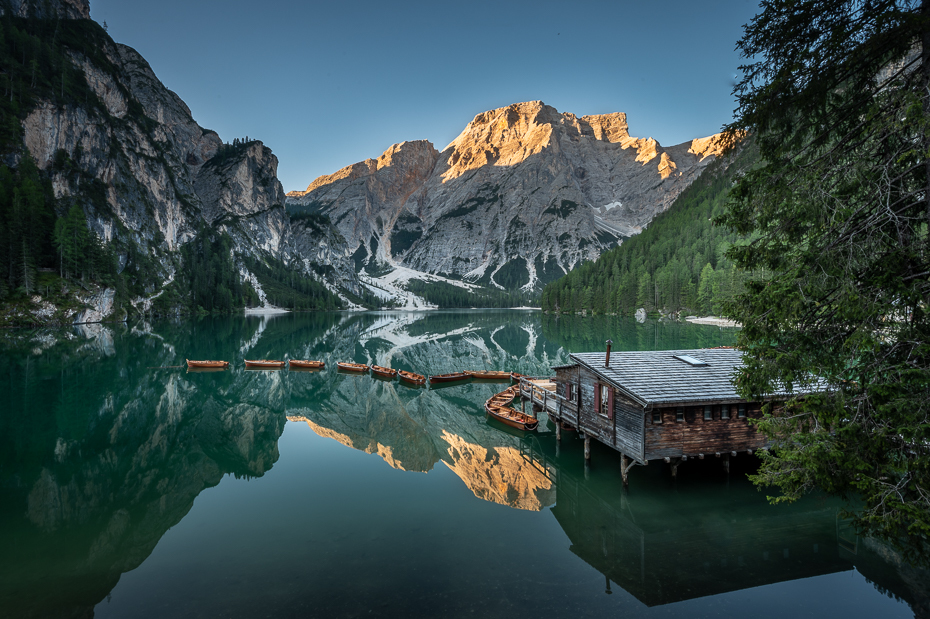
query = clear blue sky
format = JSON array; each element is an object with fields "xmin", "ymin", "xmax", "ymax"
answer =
[{"xmin": 90, "ymin": 0, "xmax": 761, "ymax": 192}]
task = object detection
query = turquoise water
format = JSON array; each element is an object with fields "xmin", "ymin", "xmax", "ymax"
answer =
[{"xmin": 0, "ymin": 311, "xmax": 922, "ymax": 617}]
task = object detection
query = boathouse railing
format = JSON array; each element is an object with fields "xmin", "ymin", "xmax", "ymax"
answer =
[{"xmin": 518, "ymin": 376, "xmax": 579, "ymax": 428}]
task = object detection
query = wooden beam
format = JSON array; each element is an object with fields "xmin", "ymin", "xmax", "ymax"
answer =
[
  {"xmin": 747, "ymin": 449, "xmax": 753, "ymax": 456},
  {"xmin": 715, "ymin": 452, "xmax": 721, "ymax": 458},
  {"xmin": 731, "ymin": 451, "xmax": 737, "ymax": 457},
  {"xmin": 664, "ymin": 457, "xmax": 671, "ymax": 463},
  {"xmin": 698, "ymin": 453, "xmax": 704, "ymax": 460}
]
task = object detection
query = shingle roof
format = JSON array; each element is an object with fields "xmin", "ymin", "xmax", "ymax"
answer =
[{"xmin": 570, "ymin": 349, "xmax": 747, "ymax": 406}]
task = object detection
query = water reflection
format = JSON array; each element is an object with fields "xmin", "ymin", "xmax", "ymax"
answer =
[
  {"xmin": 0, "ymin": 311, "xmax": 925, "ymax": 618},
  {"xmin": 532, "ymin": 436, "xmax": 930, "ymax": 610}
]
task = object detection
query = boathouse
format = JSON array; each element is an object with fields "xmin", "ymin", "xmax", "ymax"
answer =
[{"xmin": 520, "ymin": 347, "xmax": 799, "ymax": 482}]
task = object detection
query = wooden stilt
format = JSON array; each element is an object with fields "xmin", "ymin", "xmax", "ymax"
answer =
[
  {"xmin": 555, "ymin": 422, "xmax": 562, "ymax": 442},
  {"xmin": 670, "ymin": 457, "xmax": 679, "ymax": 478},
  {"xmin": 723, "ymin": 453, "xmax": 730, "ymax": 473},
  {"xmin": 621, "ymin": 455, "xmax": 632, "ymax": 487},
  {"xmin": 584, "ymin": 434, "xmax": 591, "ymax": 461}
]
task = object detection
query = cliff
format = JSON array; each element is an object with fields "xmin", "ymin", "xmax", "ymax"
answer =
[
  {"xmin": 288, "ymin": 101, "xmax": 725, "ymax": 291},
  {"xmin": 0, "ymin": 3, "xmax": 362, "ymax": 325}
]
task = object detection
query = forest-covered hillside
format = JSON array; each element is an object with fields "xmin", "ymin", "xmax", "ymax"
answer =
[{"xmin": 541, "ymin": 144, "xmax": 755, "ymax": 316}]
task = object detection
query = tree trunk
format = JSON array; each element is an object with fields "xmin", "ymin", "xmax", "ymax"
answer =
[{"xmin": 922, "ymin": 0, "xmax": 930, "ymax": 227}]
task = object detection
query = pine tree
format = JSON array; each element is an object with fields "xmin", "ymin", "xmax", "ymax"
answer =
[{"xmin": 720, "ymin": 0, "xmax": 930, "ymax": 545}]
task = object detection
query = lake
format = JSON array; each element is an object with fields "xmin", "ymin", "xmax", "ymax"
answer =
[{"xmin": 0, "ymin": 311, "xmax": 924, "ymax": 618}]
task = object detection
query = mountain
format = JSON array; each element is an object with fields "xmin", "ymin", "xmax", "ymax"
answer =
[
  {"xmin": 541, "ymin": 142, "xmax": 754, "ymax": 317},
  {"xmin": 0, "ymin": 0, "xmax": 365, "ymax": 326},
  {"xmin": 287, "ymin": 101, "xmax": 725, "ymax": 292}
]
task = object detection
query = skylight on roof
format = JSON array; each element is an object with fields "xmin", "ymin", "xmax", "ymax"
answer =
[{"xmin": 674, "ymin": 354, "xmax": 708, "ymax": 366}]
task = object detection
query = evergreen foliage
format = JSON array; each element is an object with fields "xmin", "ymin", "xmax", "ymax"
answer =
[
  {"xmin": 541, "ymin": 147, "xmax": 755, "ymax": 316},
  {"xmin": 0, "ymin": 14, "xmax": 113, "ymax": 154},
  {"xmin": 721, "ymin": 0, "xmax": 930, "ymax": 550},
  {"xmin": 241, "ymin": 255, "xmax": 343, "ymax": 311},
  {"xmin": 406, "ymin": 279, "xmax": 532, "ymax": 308},
  {"xmin": 204, "ymin": 137, "xmax": 259, "ymax": 168},
  {"xmin": 0, "ymin": 157, "xmax": 54, "ymax": 296},
  {"xmin": 179, "ymin": 232, "xmax": 258, "ymax": 313}
]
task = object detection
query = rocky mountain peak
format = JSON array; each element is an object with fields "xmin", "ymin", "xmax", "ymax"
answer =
[
  {"xmin": 287, "ymin": 101, "xmax": 727, "ymax": 292},
  {"xmin": 288, "ymin": 139, "xmax": 439, "ymax": 198},
  {"xmin": 1, "ymin": 0, "xmax": 90, "ymax": 19},
  {"xmin": 440, "ymin": 101, "xmax": 560, "ymax": 182}
]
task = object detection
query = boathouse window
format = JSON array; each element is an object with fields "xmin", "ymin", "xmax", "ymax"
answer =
[
  {"xmin": 738, "ymin": 403, "xmax": 747, "ymax": 419},
  {"xmin": 675, "ymin": 407, "xmax": 684, "ymax": 422},
  {"xmin": 652, "ymin": 410, "xmax": 662, "ymax": 424},
  {"xmin": 704, "ymin": 405, "xmax": 713, "ymax": 421},
  {"xmin": 595, "ymin": 384, "xmax": 613, "ymax": 419},
  {"xmin": 565, "ymin": 383, "xmax": 574, "ymax": 401},
  {"xmin": 721, "ymin": 405, "xmax": 730, "ymax": 420}
]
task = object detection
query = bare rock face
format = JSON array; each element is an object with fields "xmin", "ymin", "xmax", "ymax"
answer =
[
  {"xmin": 288, "ymin": 101, "xmax": 725, "ymax": 289},
  {"xmin": 18, "ymin": 17, "xmax": 362, "ymax": 311},
  {"xmin": 0, "ymin": 0, "xmax": 90, "ymax": 19},
  {"xmin": 288, "ymin": 140, "xmax": 440, "ymax": 268}
]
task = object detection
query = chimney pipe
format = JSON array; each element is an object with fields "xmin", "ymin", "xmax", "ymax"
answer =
[{"xmin": 605, "ymin": 340, "xmax": 612, "ymax": 367}]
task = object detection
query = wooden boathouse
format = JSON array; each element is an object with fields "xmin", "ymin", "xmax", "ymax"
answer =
[{"xmin": 519, "ymin": 346, "xmax": 790, "ymax": 484}]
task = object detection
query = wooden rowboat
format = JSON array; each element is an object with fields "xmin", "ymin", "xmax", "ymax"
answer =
[
  {"xmin": 245, "ymin": 359, "xmax": 285, "ymax": 368},
  {"xmin": 484, "ymin": 402, "xmax": 539, "ymax": 431},
  {"xmin": 371, "ymin": 365, "xmax": 397, "ymax": 378},
  {"xmin": 485, "ymin": 386, "xmax": 520, "ymax": 410},
  {"xmin": 510, "ymin": 372, "xmax": 525, "ymax": 382},
  {"xmin": 465, "ymin": 370, "xmax": 512, "ymax": 380},
  {"xmin": 428, "ymin": 372, "xmax": 470, "ymax": 383},
  {"xmin": 398, "ymin": 370, "xmax": 426, "ymax": 386},
  {"xmin": 337, "ymin": 362, "xmax": 369, "ymax": 372},
  {"xmin": 187, "ymin": 359, "xmax": 228, "ymax": 368},
  {"xmin": 289, "ymin": 360, "xmax": 324, "ymax": 369}
]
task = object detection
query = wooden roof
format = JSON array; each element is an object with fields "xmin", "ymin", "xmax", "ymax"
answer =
[{"xmin": 568, "ymin": 349, "xmax": 799, "ymax": 406}]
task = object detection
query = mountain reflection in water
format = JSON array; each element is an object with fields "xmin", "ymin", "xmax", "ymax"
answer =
[{"xmin": 0, "ymin": 311, "xmax": 925, "ymax": 618}]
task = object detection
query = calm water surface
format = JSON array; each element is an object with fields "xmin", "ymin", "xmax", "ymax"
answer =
[{"xmin": 0, "ymin": 311, "xmax": 925, "ymax": 618}]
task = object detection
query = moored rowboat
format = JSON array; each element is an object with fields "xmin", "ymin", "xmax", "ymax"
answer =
[
  {"xmin": 485, "ymin": 385, "xmax": 520, "ymax": 410},
  {"xmin": 245, "ymin": 359, "xmax": 285, "ymax": 368},
  {"xmin": 186, "ymin": 359, "xmax": 229, "ymax": 368},
  {"xmin": 465, "ymin": 370, "xmax": 512, "ymax": 380},
  {"xmin": 337, "ymin": 362, "xmax": 369, "ymax": 372},
  {"xmin": 484, "ymin": 402, "xmax": 539, "ymax": 431},
  {"xmin": 398, "ymin": 370, "xmax": 426, "ymax": 386},
  {"xmin": 289, "ymin": 360, "xmax": 325, "ymax": 369},
  {"xmin": 428, "ymin": 372, "xmax": 470, "ymax": 383},
  {"xmin": 371, "ymin": 365, "xmax": 397, "ymax": 378}
]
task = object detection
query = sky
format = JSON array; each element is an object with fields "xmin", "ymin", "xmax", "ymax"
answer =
[{"xmin": 90, "ymin": 0, "xmax": 762, "ymax": 193}]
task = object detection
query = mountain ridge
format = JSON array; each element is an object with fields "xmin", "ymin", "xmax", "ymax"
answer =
[
  {"xmin": 0, "ymin": 3, "xmax": 368, "ymax": 325},
  {"xmin": 287, "ymin": 101, "xmax": 724, "ymax": 292}
]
